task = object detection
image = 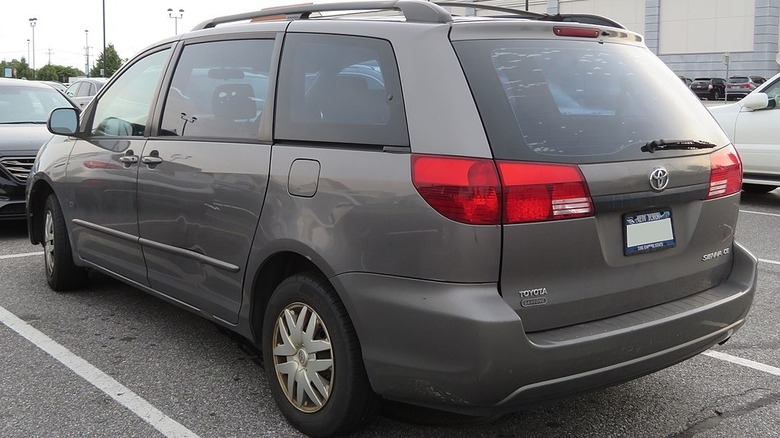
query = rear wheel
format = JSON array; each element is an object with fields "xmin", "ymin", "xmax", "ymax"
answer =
[
  {"xmin": 711, "ymin": 89, "xmax": 721, "ymax": 100},
  {"xmin": 263, "ymin": 273, "xmax": 378, "ymax": 437},
  {"xmin": 742, "ymin": 183, "xmax": 777, "ymax": 194},
  {"xmin": 43, "ymin": 193, "xmax": 87, "ymax": 291}
]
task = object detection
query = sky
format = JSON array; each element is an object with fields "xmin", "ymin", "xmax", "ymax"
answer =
[{"xmin": 1, "ymin": 0, "xmax": 304, "ymax": 74}]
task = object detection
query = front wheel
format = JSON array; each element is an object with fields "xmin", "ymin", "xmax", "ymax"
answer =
[
  {"xmin": 263, "ymin": 273, "xmax": 378, "ymax": 437},
  {"xmin": 43, "ymin": 193, "xmax": 87, "ymax": 291}
]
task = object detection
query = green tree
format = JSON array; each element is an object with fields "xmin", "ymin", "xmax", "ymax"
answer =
[
  {"xmin": 90, "ymin": 44, "xmax": 123, "ymax": 77},
  {"xmin": 0, "ymin": 58, "xmax": 31, "ymax": 79},
  {"xmin": 36, "ymin": 64, "xmax": 83, "ymax": 82}
]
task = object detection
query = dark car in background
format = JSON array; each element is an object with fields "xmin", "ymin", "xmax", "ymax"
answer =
[
  {"xmin": 65, "ymin": 77, "xmax": 108, "ymax": 108},
  {"xmin": 726, "ymin": 75, "xmax": 766, "ymax": 100},
  {"xmin": 0, "ymin": 78, "xmax": 78, "ymax": 219},
  {"xmin": 690, "ymin": 77, "xmax": 727, "ymax": 100}
]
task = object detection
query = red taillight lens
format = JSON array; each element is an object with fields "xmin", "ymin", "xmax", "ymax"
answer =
[
  {"xmin": 707, "ymin": 145, "xmax": 742, "ymax": 199},
  {"xmin": 412, "ymin": 155, "xmax": 594, "ymax": 224},
  {"xmin": 498, "ymin": 161, "xmax": 593, "ymax": 223},
  {"xmin": 553, "ymin": 26, "xmax": 600, "ymax": 38},
  {"xmin": 411, "ymin": 155, "xmax": 500, "ymax": 225}
]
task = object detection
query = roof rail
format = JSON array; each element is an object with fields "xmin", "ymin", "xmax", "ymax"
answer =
[
  {"xmin": 434, "ymin": 1, "xmax": 625, "ymax": 29},
  {"xmin": 192, "ymin": 0, "xmax": 453, "ymax": 30},
  {"xmin": 435, "ymin": 2, "xmax": 545, "ymax": 20}
]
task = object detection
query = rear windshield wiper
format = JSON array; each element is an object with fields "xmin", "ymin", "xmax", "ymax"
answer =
[{"xmin": 641, "ymin": 139, "xmax": 716, "ymax": 153}]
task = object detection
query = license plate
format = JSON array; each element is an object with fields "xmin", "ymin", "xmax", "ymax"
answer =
[{"xmin": 624, "ymin": 209, "xmax": 675, "ymax": 256}]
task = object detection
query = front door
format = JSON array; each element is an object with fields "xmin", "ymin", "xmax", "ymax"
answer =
[{"xmin": 65, "ymin": 48, "xmax": 172, "ymax": 285}]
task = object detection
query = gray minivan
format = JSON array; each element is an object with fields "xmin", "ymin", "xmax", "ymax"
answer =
[{"xmin": 27, "ymin": 2, "xmax": 756, "ymax": 437}]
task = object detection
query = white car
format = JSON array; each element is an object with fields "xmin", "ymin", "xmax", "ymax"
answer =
[{"xmin": 709, "ymin": 72, "xmax": 780, "ymax": 193}]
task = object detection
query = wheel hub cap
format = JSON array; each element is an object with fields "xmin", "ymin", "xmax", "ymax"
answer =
[{"xmin": 272, "ymin": 302, "xmax": 334, "ymax": 413}]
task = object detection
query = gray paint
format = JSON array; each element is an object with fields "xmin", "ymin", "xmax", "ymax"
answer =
[{"xmin": 25, "ymin": 3, "xmax": 759, "ymax": 424}]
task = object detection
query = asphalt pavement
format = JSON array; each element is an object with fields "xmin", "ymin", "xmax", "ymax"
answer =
[{"xmin": 1, "ymin": 190, "xmax": 779, "ymax": 438}]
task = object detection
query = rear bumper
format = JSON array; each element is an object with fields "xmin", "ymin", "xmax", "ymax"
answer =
[{"xmin": 333, "ymin": 242, "xmax": 757, "ymax": 415}]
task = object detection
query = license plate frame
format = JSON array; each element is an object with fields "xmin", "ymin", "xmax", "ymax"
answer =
[{"xmin": 623, "ymin": 209, "xmax": 675, "ymax": 256}]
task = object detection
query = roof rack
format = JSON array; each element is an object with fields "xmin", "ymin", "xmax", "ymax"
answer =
[
  {"xmin": 192, "ymin": 0, "xmax": 453, "ymax": 30},
  {"xmin": 191, "ymin": 0, "xmax": 626, "ymax": 31}
]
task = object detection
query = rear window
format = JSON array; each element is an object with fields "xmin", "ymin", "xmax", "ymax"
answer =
[
  {"xmin": 454, "ymin": 40, "xmax": 728, "ymax": 164},
  {"xmin": 728, "ymin": 77, "xmax": 749, "ymax": 83}
]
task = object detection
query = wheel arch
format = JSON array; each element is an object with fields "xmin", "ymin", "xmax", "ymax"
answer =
[{"xmin": 247, "ymin": 250, "xmax": 332, "ymax": 345}]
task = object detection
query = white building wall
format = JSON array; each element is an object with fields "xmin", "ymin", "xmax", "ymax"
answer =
[
  {"xmin": 658, "ymin": 0, "xmax": 755, "ymax": 54},
  {"xmin": 558, "ymin": 0, "xmax": 646, "ymax": 35}
]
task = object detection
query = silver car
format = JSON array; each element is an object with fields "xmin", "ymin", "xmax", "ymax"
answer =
[{"xmin": 26, "ymin": 1, "xmax": 757, "ymax": 437}]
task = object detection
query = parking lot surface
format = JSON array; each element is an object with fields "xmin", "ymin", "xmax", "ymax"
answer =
[{"xmin": 1, "ymin": 190, "xmax": 779, "ymax": 437}]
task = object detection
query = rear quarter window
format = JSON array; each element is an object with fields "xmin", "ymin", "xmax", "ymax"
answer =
[{"xmin": 275, "ymin": 33, "xmax": 408, "ymax": 147}]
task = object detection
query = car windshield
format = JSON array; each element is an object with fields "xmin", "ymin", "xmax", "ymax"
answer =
[
  {"xmin": 454, "ymin": 39, "xmax": 729, "ymax": 164},
  {"xmin": 728, "ymin": 77, "xmax": 749, "ymax": 83},
  {"xmin": 0, "ymin": 85, "xmax": 73, "ymax": 124}
]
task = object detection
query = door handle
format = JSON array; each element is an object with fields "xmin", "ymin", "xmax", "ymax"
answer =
[
  {"xmin": 118, "ymin": 151, "xmax": 138, "ymax": 165},
  {"xmin": 141, "ymin": 156, "xmax": 163, "ymax": 165}
]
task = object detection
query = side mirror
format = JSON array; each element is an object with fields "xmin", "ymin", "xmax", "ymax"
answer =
[
  {"xmin": 741, "ymin": 92, "xmax": 769, "ymax": 111},
  {"xmin": 48, "ymin": 107, "xmax": 80, "ymax": 136}
]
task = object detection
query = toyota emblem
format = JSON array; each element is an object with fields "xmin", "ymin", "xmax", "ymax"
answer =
[{"xmin": 649, "ymin": 167, "xmax": 669, "ymax": 191}]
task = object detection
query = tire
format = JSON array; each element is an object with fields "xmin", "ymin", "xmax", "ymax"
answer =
[
  {"xmin": 263, "ymin": 273, "xmax": 378, "ymax": 437},
  {"xmin": 42, "ymin": 193, "xmax": 87, "ymax": 291},
  {"xmin": 742, "ymin": 183, "xmax": 777, "ymax": 194},
  {"xmin": 712, "ymin": 89, "xmax": 721, "ymax": 100}
]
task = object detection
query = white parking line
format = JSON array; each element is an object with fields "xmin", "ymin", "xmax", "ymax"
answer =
[
  {"xmin": 0, "ymin": 306, "xmax": 200, "ymax": 438},
  {"xmin": 0, "ymin": 251, "xmax": 44, "ymax": 260},
  {"xmin": 759, "ymin": 258, "xmax": 780, "ymax": 266},
  {"xmin": 740, "ymin": 209, "xmax": 780, "ymax": 218},
  {"xmin": 704, "ymin": 351, "xmax": 780, "ymax": 377}
]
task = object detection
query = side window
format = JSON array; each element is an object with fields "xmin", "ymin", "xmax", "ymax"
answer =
[
  {"xmin": 276, "ymin": 34, "xmax": 408, "ymax": 147},
  {"xmin": 159, "ymin": 39, "xmax": 274, "ymax": 139},
  {"xmin": 65, "ymin": 82, "xmax": 80, "ymax": 98},
  {"xmin": 91, "ymin": 49, "xmax": 170, "ymax": 137}
]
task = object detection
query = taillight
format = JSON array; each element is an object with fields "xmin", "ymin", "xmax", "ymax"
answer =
[
  {"xmin": 498, "ymin": 161, "xmax": 593, "ymax": 223},
  {"xmin": 411, "ymin": 155, "xmax": 593, "ymax": 225},
  {"xmin": 411, "ymin": 155, "xmax": 500, "ymax": 225},
  {"xmin": 553, "ymin": 26, "xmax": 600, "ymax": 38},
  {"xmin": 707, "ymin": 145, "xmax": 742, "ymax": 199}
]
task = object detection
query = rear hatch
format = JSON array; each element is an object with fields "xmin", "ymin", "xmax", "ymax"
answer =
[
  {"xmin": 691, "ymin": 78, "xmax": 712, "ymax": 91},
  {"xmin": 727, "ymin": 77, "xmax": 752, "ymax": 92},
  {"xmin": 451, "ymin": 22, "xmax": 742, "ymax": 332}
]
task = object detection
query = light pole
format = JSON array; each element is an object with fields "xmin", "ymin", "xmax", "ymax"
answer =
[
  {"xmin": 26, "ymin": 39, "xmax": 30, "ymax": 65},
  {"xmin": 85, "ymin": 30, "xmax": 90, "ymax": 77},
  {"xmin": 167, "ymin": 8, "xmax": 184, "ymax": 35},
  {"xmin": 29, "ymin": 18, "xmax": 37, "ymax": 79},
  {"xmin": 102, "ymin": 0, "xmax": 106, "ymax": 77}
]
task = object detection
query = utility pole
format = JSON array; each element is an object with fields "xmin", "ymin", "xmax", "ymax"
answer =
[
  {"xmin": 47, "ymin": 49, "xmax": 53, "ymax": 65},
  {"xmin": 85, "ymin": 30, "xmax": 91, "ymax": 77}
]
